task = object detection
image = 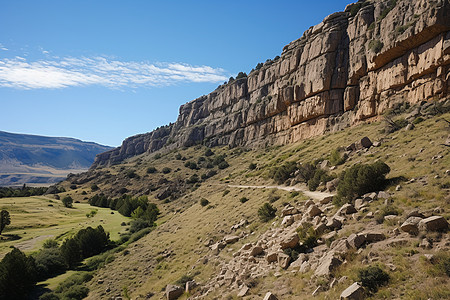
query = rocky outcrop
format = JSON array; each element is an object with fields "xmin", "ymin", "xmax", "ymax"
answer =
[{"xmin": 92, "ymin": 0, "xmax": 450, "ymax": 168}]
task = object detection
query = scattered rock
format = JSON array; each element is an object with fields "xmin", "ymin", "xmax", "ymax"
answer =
[
  {"xmin": 347, "ymin": 233, "xmax": 366, "ymax": 249},
  {"xmin": 266, "ymin": 252, "xmax": 278, "ymax": 263},
  {"xmin": 280, "ymin": 233, "xmax": 300, "ymax": 249},
  {"xmin": 237, "ymin": 286, "xmax": 249, "ymax": 297},
  {"xmin": 419, "ymin": 238, "xmax": 432, "ymax": 249},
  {"xmin": 166, "ymin": 285, "xmax": 183, "ymax": 300},
  {"xmin": 337, "ymin": 203, "xmax": 357, "ymax": 215},
  {"xmin": 282, "ymin": 206, "xmax": 298, "ymax": 216},
  {"xmin": 405, "ymin": 123, "xmax": 415, "ymax": 131},
  {"xmin": 418, "ymin": 216, "xmax": 449, "ymax": 232},
  {"xmin": 372, "ymin": 141, "xmax": 381, "ymax": 147},
  {"xmin": 359, "ymin": 137, "xmax": 372, "ymax": 149},
  {"xmin": 377, "ymin": 191, "xmax": 390, "ymax": 199},
  {"xmin": 281, "ymin": 215, "xmax": 295, "ymax": 227},
  {"xmin": 340, "ymin": 282, "xmax": 364, "ymax": 300},
  {"xmin": 250, "ymin": 246, "xmax": 264, "ymax": 257},
  {"xmin": 400, "ymin": 216, "xmax": 423, "ymax": 234},
  {"xmin": 362, "ymin": 231, "xmax": 385, "ymax": 243},
  {"xmin": 278, "ymin": 252, "xmax": 291, "ymax": 269},
  {"xmin": 224, "ymin": 235, "xmax": 239, "ymax": 244},
  {"xmin": 320, "ymin": 195, "xmax": 334, "ymax": 204},
  {"xmin": 307, "ymin": 205, "xmax": 323, "ymax": 217},
  {"xmin": 263, "ymin": 292, "xmax": 278, "ymax": 300},
  {"xmin": 314, "ymin": 252, "xmax": 342, "ymax": 277},
  {"xmin": 185, "ymin": 280, "xmax": 196, "ymax": 292}
]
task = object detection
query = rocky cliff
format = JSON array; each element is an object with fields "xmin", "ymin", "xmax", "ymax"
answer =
[{"xmin": 92, "ymin": 0, "xmax": 450, "ymax": 168}]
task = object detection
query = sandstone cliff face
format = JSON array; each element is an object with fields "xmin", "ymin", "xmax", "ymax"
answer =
[{"xmin": 92, "ymin": 0, "xmax": 450, "ymax": 168}]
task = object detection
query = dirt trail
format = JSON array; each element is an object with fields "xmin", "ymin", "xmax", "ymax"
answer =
[
  {"xmin": 228, "ymin": 184, "xmax": 334, "ymax": 201},
  {"xmin": 15, "ymin": 234, "xmax": 54, "ymax": 251}
]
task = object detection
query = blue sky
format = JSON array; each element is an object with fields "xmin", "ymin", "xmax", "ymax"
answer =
[{"xmin": 0, "ymin": 0, "xmax": 353, "ymax": 147}]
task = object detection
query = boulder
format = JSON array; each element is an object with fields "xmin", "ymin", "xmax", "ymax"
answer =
[
  {"xmin": 358, "ymin": 137, "xmax": 372, "ymax": 149},
  {"xmin": 400, "ymin": 216, "xmax": 423, "ymax": 234},
  {"xmin": 166, "ymin": 285, "xmax": 183, "ymax": 300},
  {"xmin": 326, "ymin": 217, "xmax": 342, "ymax": 229},
  {"xmin": 347, "ymin": 233, "xmax": 366, "ymax": 249},
  {"xmin": 363, "ymin": 231, "xmax": 385, "ymax": 243},
  {"xmin": 307, "ymin": 205, "xmax": 323, "ymax": 217},
  {"xmin": 282, "ymin": 206, "xmax": 299, "ymax": 216},
  {"xmin": 237, "ymin": 286, "xmax": 249, "ymax": 297},
  {"xmin": 314, "ymin": 252, "xmax": 342, "ymax": 277},
  {"xmin": 250, "ymin": 246, "xmax": 264, "ymax": 257},
  {"xmin": 418, "ymin": 216, "xmax": 449, "ymax": 232},
  {"xmin": 280, "ymin": 233, "xmax": 300, "ymax": 249},
  {"xmin": 278, "ymin": 252, "xmax": 291, "ymax": 269},
  {"xmin": 281, "ymin": 215, "xmax": 295, "ymax": 227},
  {"xmin": 337, "ymin": 203, "xmax": 357, "ymax": 215},
  {"xmin": 320, "ymin": 195, "xmax": 334, "ymax": 204},
  {"xmin": 224, "ymin": 235, "xmax": 239, "ymax": 244},
  {"xmin": 185, "ymin": 280, "xmax": 196, "ymax": 292},
  {"xmin": 340, "ymin": 282, "xmax": 364, "ymax": 300},
  {"xmin": 266, "ymin": 252, "xmax": 278, "ymax": 263},
  {"xmin": 263, "ymin": 292, "xmax": 278, "ymax": 300},
  {"xmin": 304, "ymin": 199, "xmax": 315, "ymax": 208},
  {"xmin": 377, "ymin": 191, "xmax": 390, "ymax": 199}
]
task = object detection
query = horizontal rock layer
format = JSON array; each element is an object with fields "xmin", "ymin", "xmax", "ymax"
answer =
[{"xmin": 92, "ymin": 0, "xmax": 450, "ymax": 168}]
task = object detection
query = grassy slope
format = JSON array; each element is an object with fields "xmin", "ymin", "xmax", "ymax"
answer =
[
  {"xmin": 0, "ymin": 196, "xmax": 130, "ymax": 257},
  {"xmin": 66, "ymin": 111, "xmax": 449, "ymax": 299}
]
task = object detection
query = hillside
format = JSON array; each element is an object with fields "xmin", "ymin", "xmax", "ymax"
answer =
[{"xmin": 0, "ymin": 131, "xmax": 112, "ymax": 186}]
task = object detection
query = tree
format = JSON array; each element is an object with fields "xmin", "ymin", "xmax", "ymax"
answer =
[
  {"xmin": 0, "ymin": 210, "xmax": 10, "ymax": 235},
  {"xmin": 62, "ymin": 196, "xmax": 73, "ymax": 208},
  {"xmin": 0, "ymin": 248, "xmax": 38, "ymax": 300}
]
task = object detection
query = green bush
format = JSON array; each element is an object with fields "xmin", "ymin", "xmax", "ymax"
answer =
[
  {"xmin": 240, "ymin": 197, "xmax": 249, "ymax": 203},
  {"xmin": 200, "ymin": 198, "xmax": 210, "ymax": 207},
  {"xmin": 358, "ymin": 265, "xmax": 390, "ymax": 293},
  {"xmin": 186, "ymin": 174, "xmax": 199, "ymax": 184},
  {"xmin": 39, "ymin": 292, "xmax": 60, "ymax": 300},
  {"xmin": 162, "ymin": 167, "xmax": 171, "ymax": 174},
  {"xmin": 61, "ymin": 285, "xmax": 89, "ymax": 300},
  {"xmin": 43, "ymin": 239, "xmax": 58, "ymax": 249},
  {"xmin": 258, "ymin": 203, "xmax": 277, "ymax": 222},
  {"xmin": 307, "ymin": 169, "xmax": 333, "ymax": 191},
  {"xmin": 146, "ymin": 167, "xmax": 157, "ymax": 173},
  {"xmin": 90, "ymin": 184, "xmax": 99, "ymax": 192},
  {"xmin": 204, "ymin": 148, "xmax": 214, "ymax": 157},
  {"xmin": 34, "ymin": 248, "xmax": 66, "ymax": 279},
  {"xmin": 330, "ymin": 149, "xmax": 347, "ymax": 166},
  {"xmin": 62, "ymin": 196, "xmax": 73, "ymax": 208},
  {"xmin": 335, "ymin": 161, "xmax": 390, "ymax": 204},
  {"xmin": 249, "ymin": 163, "xmax": 257, "ymax": 170},
  {"xmin": 218, "ymin": 161, "xmax": 229, "ymax": 169},
  {"xmin": 271, "ymin": 161, "xmax": 298, "ymax": 184}
]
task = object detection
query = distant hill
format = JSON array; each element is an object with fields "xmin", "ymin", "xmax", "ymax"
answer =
[{"xmin": 0, "ymin": 131, "xmax": 113, "ymax": 186}]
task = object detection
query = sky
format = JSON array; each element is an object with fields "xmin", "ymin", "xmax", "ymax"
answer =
[{"xmin": 0, "ymin": 0, "xmax": 354, "ymax": 147}]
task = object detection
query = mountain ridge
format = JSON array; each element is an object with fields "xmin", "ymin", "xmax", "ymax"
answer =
[
  {"xmin": 0, "ymin": 130, "xmax": 112, "ymax": 186},
  {"xmin": 91, "ymin": 0, "xmax": 450, "ymax": 169}
]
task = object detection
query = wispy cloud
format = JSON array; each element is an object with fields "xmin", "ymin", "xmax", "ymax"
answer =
[
  {"xmin": 0, "ymin": 56, "xmax": 228, "ymax": 89},
  {"xmin": 0, "ymin": 43, "xmax": 8, "ymax": 51}
]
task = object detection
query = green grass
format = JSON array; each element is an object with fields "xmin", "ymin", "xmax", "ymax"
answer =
[{"xmin": 0, "ymin": 196, "xmax": 130, "ymax": 257}]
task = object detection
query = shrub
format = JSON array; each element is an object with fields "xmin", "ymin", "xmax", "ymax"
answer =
[
  {"xmin": 218, "ymin": 161, "xmax": 229, "ymax": 169},
  {"xmin": 39, "ymin": 292, "xmax": 60, "ymax": 300},
  {"xmin": 431, "ymin": 252, "xmax": 450, "ymax": 277},
  {"xmin": 34, "ymin": 248, "xmax": 66, "ymax": 279},
  {"xmin": 297, "ymin": 223, "xmax": 318, "ymax": 249},
  {"xmin": 184, "ymin": 161, "xmax": 198, "ymax": 170},
  {"xmin": 146, "ymin": 167, "xmax": 157, "ymax": 173},
  {"xmin": 62, "ymin": 196, "xmax": 73, "ymax": 208},
  {"xmin": 43, "ymin": 239, "xmax": 59, "ymax": 249},
  {"xmin": 240, "ymin": 197, "xmax": 249, "ymax": 203},
  {"xmin": 335, "ymin": 161, "xmax": 390, "ymax": 204},
  {"xmin": 307, "ymin": 169, "xmax": 333, "ymax": 191},
  {"xmin": 249, "ymin": 163, "xmax": 257, "ymax": 170},
  {"xmin": 236, "ymin": 72, "xmax": 247, "ymax": 79},
  {"xmin": 154, "ymin": 153, "xmax": 162, "ymax": 159},
  {"xmin": 358, "ymin": 265, "xmax": 390, "ymax": 293},
  {"xmin": 176, "ymin": 274, "xmax": 194, "ymax": 286},
  {"xmin": 200, "ymin": 198, "xmax": 210, "ymax": 207},
  {"xmin": 258, "ymin": 203, "xmax": 277, "ymax": 222},
  {"xmin": 186, "ymin": 174, "xmax": 199, "ymax": 184},
  {"xmin": 162, "ymin": 167, "xmax": 171, "ymax": 174},
  {"xmin": 175, "ymin": 153, "xmax": 182, "ymax": 160},
  {"xmin": 126, "ymin": 170, "xmax": 138, "ymax": 178},
  {"xmin": 61, "ymin": 285, "xmax": 89, "ymax": 300},
  {"xmin": 90, "ymin": 184, "xmax": 99, "ymax": 192},
  {"xmin": 222, "ymin": 190, "xmax": 230, "ymax": 197},
  {"xmin": 330, "ymin": 149, "xmax": 347, "ymax": 166},
  {"xmin": 204, "ymin": 148, "xmax": 214, "ymax": 157},
  {"xmin": 271, "ymin": 161, "xmax": 297, "ymax": 184}
]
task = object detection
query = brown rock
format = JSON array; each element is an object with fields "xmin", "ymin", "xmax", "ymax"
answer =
[
  {"xmin": 263, "ymin": 292, "xmax": 278, "ymax": 300},
  {"xmin": 418, "ymin": 216, "xmax": 449, "ymax": 232},
  {"xmin": 347, "ymin": 233, "xmax": 366, "ymax": 249},
  {"xmin": 166, "ymin": 285, "xmax": 183, "ymax": 300},
  {"xmin": 250, "ymin": 246, "xmax": 264, "ymax": 257},
  {"xmin": 340, "ymin": 282, "xmax": 364, "ymax": 300},
  {"xmin": 278, "ymin": 252, "xmax": 291, "ymax": 269},
  {"xmin": 400, "ymin": 216, "xmax": 423, "ymax": 234},
  {"xmin": 224, "ymin": 235, "xmax": 239, "ymax": 244},
  {"xmin": 266, "ymin": 252, "xmax": 278, "ymax": 263},
  {"xmin": 307, "ymin": 205, "xmax": 323, "ymax": 217},
  {"xmin": 314, "ymin": 251, "xmax": 342, "ymax": 277},
  {"xmin": 237, "ymin": 286, "xmax": 249, "ymax": 297},
  {"xmin": 280, "ymin": 233, "xmax": 300, "ymax": 249},
  {"xmin": 282, "ymin": 206, "xmax": 299, "ymax": 216},
  {"xmin": 337, "ymin": 203, "xmax": 357, "ymax": 215}
]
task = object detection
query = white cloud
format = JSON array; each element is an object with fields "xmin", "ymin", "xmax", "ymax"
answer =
[
  {"xmin": 0, "ymin": 56, "xmax": 228, "ymax": 90},
  {"xmin": 0, "ymin": 43, "xmax": 7, "ymax": 51}
]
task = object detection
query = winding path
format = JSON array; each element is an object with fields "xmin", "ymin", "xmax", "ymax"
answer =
[{"xmin": 227, "ymin": 184, "xmax": 334, "ymax": 201}]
